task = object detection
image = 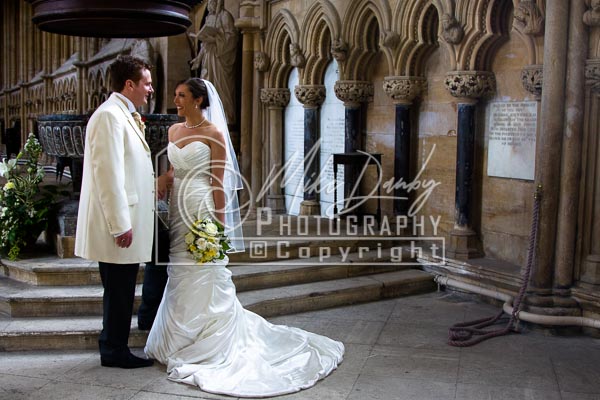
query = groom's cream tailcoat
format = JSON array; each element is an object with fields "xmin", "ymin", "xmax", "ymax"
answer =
[{"xmin": 75, "ymin": 93, "xmax": 155, "ymax": 264}]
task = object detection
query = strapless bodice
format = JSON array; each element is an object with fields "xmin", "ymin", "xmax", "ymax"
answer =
[{"xmin": 167, "ymin": 141, "xmax": 211, "ymax": 180}]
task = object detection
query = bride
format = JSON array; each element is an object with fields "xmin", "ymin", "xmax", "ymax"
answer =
[{"xmin": 145, "ymin": 78, "xmax": 344, "ymax": 398}]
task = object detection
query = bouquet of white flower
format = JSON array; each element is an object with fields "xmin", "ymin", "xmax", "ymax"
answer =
[{"xmin": 185, "ymin": 217, "xmax": 231, "ymax": 264}]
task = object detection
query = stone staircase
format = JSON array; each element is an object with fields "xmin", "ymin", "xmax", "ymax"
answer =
[{"xmin": 0, "ymin": 217, "xmax": 436, "ymax": 351}]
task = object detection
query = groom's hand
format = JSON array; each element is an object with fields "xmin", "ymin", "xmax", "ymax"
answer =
[{"xmin": 115, "ymin": 229, "xmax": 133, "ymax": 248}]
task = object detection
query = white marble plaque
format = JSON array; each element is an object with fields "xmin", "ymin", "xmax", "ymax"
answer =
[
  {"xmin": 487, "ymin": 101, "xmax": 537, "ymax": 180},
  {"xmin": 284, "ymin": 68, "xmax": 304, "ymax": 215},
  {"xmin": 320, "ymin": 60, "xmax": 345, "ymax": 218}
]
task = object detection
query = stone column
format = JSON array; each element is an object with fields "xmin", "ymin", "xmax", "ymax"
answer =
[
  {"xmin": 260, "ymin": 87, "xmax": 290, "ymax": 213},
  {"xmin": 582, "ymin": 60, "xmax": 600, "ymax": 285},
  {"xmin": 334, "ymin": 81, "xmax": 373, "ymax": 210},
  {"xmin": 383, "ymin": 76, "xmax": 426, "ymax": 216},
  {"xmin": 237, "ymin": 32, "xmax": 255, "ymax": 209},
  {"xmin": 553, "ymin": 0, "xmax": 587, "ymax": 299},
  {"xmin": 526, "ymin": 0, "xmax": 570, "ymax": 312},
  {"xmin": 444, "ymin": 71, "xmax": 496, "ymax": 260},
  {"xmin": 580, "ymin": 3, "xmax": 600, "ymax": 285},
  {"xmin": 294, "ymin": 85, "xmax": 326, "ymax": 215},
  {"xmin": 334, "ymin": 81, "xmax": 373, "ymax": 152},
  {"xmin": 235, "ymin": 2, "xmax": 262, "ymax": 211}
]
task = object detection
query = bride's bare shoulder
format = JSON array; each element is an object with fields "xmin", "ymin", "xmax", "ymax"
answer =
[{"xmin": 168, "ymin": 122, "xmax": 185, "ymax": 141}]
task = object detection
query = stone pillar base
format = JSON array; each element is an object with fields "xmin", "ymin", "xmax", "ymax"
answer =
[
  {"xmin": 447, "ymin": 228, "xmax": 482, "ymax": 260},
  {"xmin": 581, "ymin": 255, "xmax": 600, "ymax": 284},
  {"xmin": 54, "ymin": 234, "xmax": 76, "ymax": 258},
  {"xmin": 521, "ymin": 290, "xmax": 582, "ymax": 332},
  {"xmin": 266, "ymin": 195, "xmax": 286, "ymax": 214},
  {"xmin": 300, "ymin": 200, "xmax": 320, "ymax": 216},
  {"xmin": 48, "ymin": 200, "xmax": 79, "ymax": 258}
]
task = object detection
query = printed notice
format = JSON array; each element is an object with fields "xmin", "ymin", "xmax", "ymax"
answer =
[{"xmin": 487, "ymin": 101, "xmax": 537, "ymax": 180}]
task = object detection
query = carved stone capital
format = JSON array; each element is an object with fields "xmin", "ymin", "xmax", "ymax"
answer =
[
  {"xmin": 584, "ymin": 0, "xmax": 600, "ymax": 27},
  {"xmin": 381, "ymin": 30, "xmax": 400, "ymax": 49},
  {"xmin": 254, "ymin": 51, "xmax": 270, "ymax": 72},
  {"xmin": 331, "ymin": 38, "xmax": 348, "ymax": 62},
  {"xmin": 521, "ymin": 64, "xmax": 543, "ymax": 98},
  {"xmin": 383, "ymin": 76, "xmax": 427, "ymax": 104},
  {"xmin": 334, "ymin": 81, "xmax": 373, "ymax": 107},
  {"xmin": 260, "ymin": 88, "xmax": 290, "ymax": 107},
  {"xmin": 586, "ymin": 59, "xmax": 600, "ymax": 95},
  {"xmin": 513, "ymin": 0, "xmax": 545, "ymax": 36},
  {"xmin": 289, "ymin": 43, "xmax": 306, "ymax": 68},
  {"xmin": 444, "ymin": 71, "xmax": 496, "ymax": 100},
  {"xmin": 236, "ymin": 0, "xmax": 264, "ymax": 31},
  {"xmin": 441, "ymin": 13, "xmax": 464, "ymax": 44},
  {"xmin": 294, "ymin": 85, "xmax": 326, "ymax": 107}
]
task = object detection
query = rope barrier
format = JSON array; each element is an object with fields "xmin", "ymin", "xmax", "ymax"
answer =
[{"xmin": 447, "ymin": 185, "xmax": 542, "ymax": 347}]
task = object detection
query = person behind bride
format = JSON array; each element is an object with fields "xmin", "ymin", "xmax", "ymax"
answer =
[{"xmin": 145, "ymin": 77, "xmax": 345, "ymax": 398}]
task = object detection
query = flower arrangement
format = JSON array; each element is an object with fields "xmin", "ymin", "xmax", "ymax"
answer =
[
  {"xmin": 185, "ymin": 217, "xmax": 231, "ymax": 264},
  {"xmin": 0, "ymin": 134, "xmax": 56, "ymax": 260}
]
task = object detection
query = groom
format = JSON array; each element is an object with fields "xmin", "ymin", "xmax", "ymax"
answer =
[{"xmin": 75, "ymin": 56, "xmax": 155, "ymax": 369}]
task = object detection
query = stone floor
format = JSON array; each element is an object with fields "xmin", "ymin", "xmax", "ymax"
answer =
[{"xmin": 1, "ymin": 291, "xmax": 600, "ymax": 400}]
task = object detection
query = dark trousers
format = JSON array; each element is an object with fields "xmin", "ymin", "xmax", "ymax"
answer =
[
  {"xmin": 137, "ymin": 220, "xmax": 169, "ymax": 329},
  {"xmin": 98, "ymin": 262, "xmax": 139, "ymax": 358}
]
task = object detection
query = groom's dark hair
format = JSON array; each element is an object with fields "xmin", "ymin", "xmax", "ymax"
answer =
[
  {"xmin": 110, "ymin": 56, "xmax": 152, "ymax": 92},
  {"xmin": 177, "ymin": 78, "xmax": 210, "ymax": 109}
]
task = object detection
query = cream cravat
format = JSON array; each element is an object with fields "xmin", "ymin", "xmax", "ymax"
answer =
[{"xmin": 132, "ymin": 111, "xmax": 145, "ymax": 134}]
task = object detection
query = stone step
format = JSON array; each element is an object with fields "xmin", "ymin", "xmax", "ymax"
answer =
[
  {"xmin": 0, "ymin": 238, "xmax": 378, "ymax": 286},
  {"xmin": 0, "ymin": 249, "xmax": 410, "ymax": 318},
  {"xmin": 0, "ymin": 269, "xmax": 435, "ymax": 351}
]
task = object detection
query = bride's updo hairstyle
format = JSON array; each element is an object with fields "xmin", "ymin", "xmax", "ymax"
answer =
[{"xmin": 178, "ymin": 77, "xmax": 210, "ymax": 109}]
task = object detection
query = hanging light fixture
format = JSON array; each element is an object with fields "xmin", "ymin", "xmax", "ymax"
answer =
[{"xmin": 26, "ymin": 0, "xmax": 202, "ymax": 38}]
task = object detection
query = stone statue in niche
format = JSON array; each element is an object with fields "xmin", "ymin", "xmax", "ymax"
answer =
[
  {"xmin": 189, "ymin": 0, "xmax": 238, "ymax": 124},
  {"xmin": 441, "ymin": 13, "xmax": 464, "ymax": 44},
  {"xmin": 584, "ymin": 0, "xmax": 600, "ymax": 26},
  {"xmin": 289, "ymin": 43, "xmax": 306, "ymax": 68},
  {"xmin": 514, "ymin": 0, "xmax": 545, "ymax": 35},
  {"xmin": 130, "ymin": 38, "xmax": 159, "ymax": 113}
]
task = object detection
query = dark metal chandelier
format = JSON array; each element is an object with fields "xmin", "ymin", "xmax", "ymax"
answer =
[{"xmin": 26, "ymin": 0, "xmax": 202, "ymax": 38}]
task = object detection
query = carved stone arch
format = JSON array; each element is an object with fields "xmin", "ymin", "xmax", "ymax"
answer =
[
  {"xmin": 265, "ymin": 11, "xmax": 297, "ymax": 88},
  {"xmin": 68, "ymin": 77, "xmax": 76, "ymax": 110},
  {"xmin": 343, "ymin": 0, "xmax": 392, "ymax": 80},
  {"xmin": 453, "ymin": 0, "xmax": 511, "ymax": 71},
  {"xmin": 301, "ymin": 2, "xmax": 336, "ymax": 85},
  {"xmin": 396, "ymin": 0, "xmax": 440, "ymax": 76}
]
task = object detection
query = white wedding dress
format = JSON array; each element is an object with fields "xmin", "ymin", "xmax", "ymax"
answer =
[{"xmin": 145, "ymin": 141, "xmax": 344, "ymax": 398}]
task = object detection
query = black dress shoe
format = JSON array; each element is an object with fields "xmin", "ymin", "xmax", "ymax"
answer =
[{"xmin": 101, "ymin": 352, "xmax": 154, "ymax": 369}]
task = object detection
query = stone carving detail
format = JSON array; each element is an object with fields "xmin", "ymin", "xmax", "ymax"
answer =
[
  {"xmin": 520, "ymin": 64, "xmax": 543, "ymax": 98},
  {"xmin": 254, "ymin": 51, "xmax": 270, "ymax": 72},
  {"xmin": 334, "ymin": 81, "xmax": 374, "ymax": 106},
  {"xmin": 381, "ymin": 30, "xmax": 400, "ymax": 48},
  {"xmin": 260, "ymin": 88, "xmax": 291, "ymax": 107},
  {"xmin": 441, "ymin": 14, "xmax": 464, "ymax": 44},
  {"xmin": 289, "ymin": 43, "xmax": 306, "ymax": 68},
  {"xmin": 331, "ymin": 38, "xmax": 348, "ymax": 62},
  {"xmin": 294, "ymin": 85, "xmax": 326, "ymax": 107},
  {"xmin": 444, "ymin": 71, "xmax": 496, "ymax": 99},
  {"xmin": 585, "ymin": 59, "xmax": 600, "ymax": 95},
  {"xmin": 383, "ymin": 76, "xmax": 427, "ymax": 103},
  {"xmin": 584, "ymin": 0, "xmax": 600, "ymax": 26},
  {"xmin": 514, "ymin": 0, "xmax": 545, "ymax": 35}
]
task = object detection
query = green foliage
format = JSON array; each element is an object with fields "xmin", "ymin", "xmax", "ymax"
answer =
[{"xmin": 0, "ymin": 134, "xmax": 58, "ymax": 260}]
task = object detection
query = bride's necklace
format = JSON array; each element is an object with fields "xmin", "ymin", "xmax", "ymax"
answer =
[{"xmin": 184, "ymin": 118, "xmax": 207, "ymax": 129}]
